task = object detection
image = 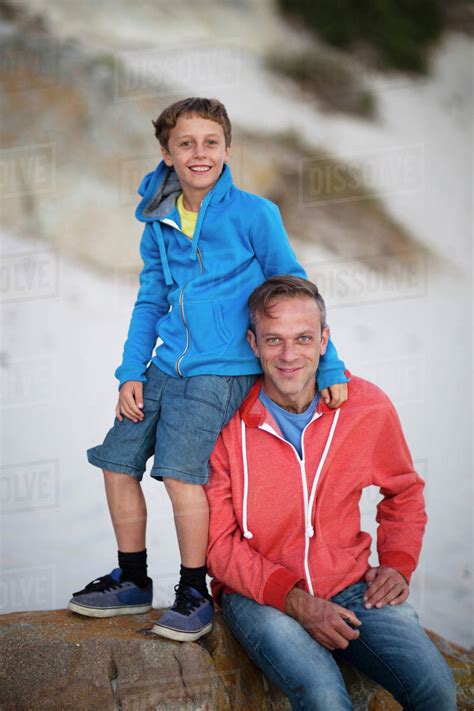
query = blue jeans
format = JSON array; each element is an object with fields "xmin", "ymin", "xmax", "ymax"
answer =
[{"xmin": 221, "ymin": 581, "xmax": 456, "ymax": 710}]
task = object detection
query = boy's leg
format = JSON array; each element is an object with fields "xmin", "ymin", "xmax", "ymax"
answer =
[
  {"xmin": 69, "ymin": 364, "xmax": 167, "ymax": 617},
  {"xmin": 103, "ymin": 470, "xmax": 147, "ymax": 552},
  {"xmin": 332, "ymin": 581, "xmax": 457, "ymax": 710},
  {"xmin": 150, "ymin": 373, "xmax": 256, "ymax": 641},
  {"xmin": 163, "ymin": 478, "xmax": 208, "ymax": 567}
]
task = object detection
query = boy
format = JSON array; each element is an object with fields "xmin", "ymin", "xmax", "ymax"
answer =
[{"xmin": 68, "ymin": 98, "xmax": 349, "ymax": 641}]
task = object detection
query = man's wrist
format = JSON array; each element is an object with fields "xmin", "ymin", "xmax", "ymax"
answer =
[{"xmin": 285, "ymin": 587, "xmax": 306, "ymax": 619}]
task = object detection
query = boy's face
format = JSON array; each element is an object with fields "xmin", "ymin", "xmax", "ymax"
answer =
[{"xmin": 162, "ymin": 114, "xmax": 231, "ymax": 200}]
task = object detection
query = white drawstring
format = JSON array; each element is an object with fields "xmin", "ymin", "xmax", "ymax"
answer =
[
  {"xmin": 306, "ymin": 408, "xmax": 341, "ymax": 535},
  {"xmin": 240, "ymin": 409, "xmax": 341, "ymax": 545},
  {"xmin": 241, "ymin": 419, "xmax": 253, "ymax": 539}
]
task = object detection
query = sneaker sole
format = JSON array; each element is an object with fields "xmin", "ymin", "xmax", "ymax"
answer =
[
  {"xmin": 151, "ymin": 622, "xmax": 213, "ymax": 642},
  {"xmin": 67, "ymin": 601, "xmax": 152, "ymax": 618}
]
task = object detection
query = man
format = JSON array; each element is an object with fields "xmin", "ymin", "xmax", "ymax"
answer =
[{"xmin": 205, "ymin": 275, "xmax": 456, "ymax": 710}]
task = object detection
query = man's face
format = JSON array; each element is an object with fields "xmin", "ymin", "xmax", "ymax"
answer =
[
  {"xmin": 162, "ymin": 114, "xmax": 230, "ymax": 200},
  {"xmin": 247, "ymin": 297, "xmax": 329, "ymax": 410}
]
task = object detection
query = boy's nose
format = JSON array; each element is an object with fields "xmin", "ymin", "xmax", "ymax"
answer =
[{"xmin": 193, "ymin": 144, "xmax": 207, "ymax": 158}]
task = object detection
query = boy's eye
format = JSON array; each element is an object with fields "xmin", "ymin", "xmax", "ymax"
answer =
[
  {"xmin": 207, "ymin": 140, "xmax": 217, "ymax": 145},
  {"xmin": 180, "ymin": 141, "xmax": 192, "ymax": 147}
]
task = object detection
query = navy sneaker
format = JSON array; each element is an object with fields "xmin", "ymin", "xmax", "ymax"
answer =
[
  {"xmin": 152, "ymin": 584, "xmax": 213, "ymax": 642},
  {"xmin": 67, "ymin": 568, "xmax": 153, "ymax": 618}
]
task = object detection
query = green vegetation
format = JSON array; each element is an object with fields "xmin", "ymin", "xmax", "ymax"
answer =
[
  {"xmin": 267, "ymin": 47, "xmax": 375, "ymax": 118},
  {"xmin": 276, "ymin": 0, "xmax": 445, "ymax": 72}
]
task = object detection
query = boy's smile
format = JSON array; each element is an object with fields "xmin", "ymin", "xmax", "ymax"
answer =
[{"xmin": 162, "ymin": 115, "xmax": 231, "ymax": 211}]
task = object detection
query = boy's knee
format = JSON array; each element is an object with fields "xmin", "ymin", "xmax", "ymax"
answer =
[{"xmin": 163, "ymin": 477, "xmax": 200, "ymax": 497}]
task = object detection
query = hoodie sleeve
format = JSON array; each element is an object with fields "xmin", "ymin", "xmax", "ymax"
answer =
[
  {"xmin": 206, "ymin": 435, "xmax": 303, "ymax": 612},
  {"xmin": 249, "ymin": 200, "xmax": 349, "ymax": 389},
  {"xmin": 371, "ymin": 397, "xmax": 427, "ymax": 582},
  {"xmin": 114, "ymin": 223, "xmax": 170, "ymax": 388}
]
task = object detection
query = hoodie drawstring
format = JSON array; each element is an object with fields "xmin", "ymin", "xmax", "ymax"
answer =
[
  {"xmin": 240, "ymin": 409, "xmax": 341, "ymax": 543},
  {"xmin": 241, "ymin": 419, "xmax": 253, "ymax": 539},
  {"xmin": 151, "ymin": 222, "xmax": 173, "ymax": 286}
]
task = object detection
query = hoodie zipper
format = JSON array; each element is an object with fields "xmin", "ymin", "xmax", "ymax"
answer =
[
  {"xmin": 258, "ymin": 417, "xmax": 321, "ymax": 595},
  {"xmin": 174, "ymin": 235, "xmax": 204, "ymax": 377}
]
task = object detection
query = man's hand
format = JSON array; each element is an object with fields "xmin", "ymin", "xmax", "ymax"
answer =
[
  {"xmin": 285, "ymin": 587, "xmax": 361, "ymax": 651},
  {"xmin": 320, "ymin": 382, "xmax": 348, "ymax": 409},
  {"xmin": 116, "ymin": 381, "xmax": 144, "ymax": 423},
  {"xmin": 364, "ymin": 566, "xmax": 409, "ymax": 609}
]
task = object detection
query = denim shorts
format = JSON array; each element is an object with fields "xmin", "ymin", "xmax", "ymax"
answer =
[{"xmin": 87, "ymin": 363, "xmax": 256, "ymax": 484}]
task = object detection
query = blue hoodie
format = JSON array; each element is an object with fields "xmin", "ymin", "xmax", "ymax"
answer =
[{"xmin": 115, "ymin": 161, "xmax": 348, "ymax": 389}]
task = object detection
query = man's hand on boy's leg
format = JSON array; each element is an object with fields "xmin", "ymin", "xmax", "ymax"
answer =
[
  {"xmin": 116, "ymin": 381, "xmax": 144, "ymax": 423},
  {"xmin": 320, "ymin": 382, "xmax": 348, "ymax": 409}
]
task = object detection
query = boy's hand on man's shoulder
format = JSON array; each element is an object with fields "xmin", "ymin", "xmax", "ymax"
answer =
[
  {"xmin": 116, "ymin": 381, "xmax": 144, "ymax": 423},
  {"xmin": 320, "ymin": 382, "xmax": 348, "ymax": 409}
]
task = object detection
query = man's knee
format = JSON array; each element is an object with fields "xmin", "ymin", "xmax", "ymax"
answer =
[{"xmin": 404, "ymin": 660, "xmax": 457, "ymax": 710}]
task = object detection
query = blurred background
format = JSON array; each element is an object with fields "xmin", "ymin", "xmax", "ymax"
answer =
[{"xmin": 0, "ymin": 0, "xmax": 472, "ymax": 649}]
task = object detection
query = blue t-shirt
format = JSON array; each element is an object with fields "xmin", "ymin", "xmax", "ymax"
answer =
[{"xmin": 259, "ymin": 389, "xmax": 320, "ymax": 458}]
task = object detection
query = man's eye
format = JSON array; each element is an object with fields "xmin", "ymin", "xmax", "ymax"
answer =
[
  {"xmin": 298, "ymin": 336, "xmax": 312, "ymax": 343},
  {"xmin": 266, "ymin": 337, "xmax": 280, "ymax": 344}
]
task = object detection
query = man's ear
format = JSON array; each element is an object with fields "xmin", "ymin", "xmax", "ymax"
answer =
[
  {"xmin": 320, "ymin": 326, "xmax": 330, "ymax": 356},
  {"xmin": 161, "ymin": 146, "xmax": 173, "ymax": 167},
  {"xmin": 247, "ymin": 329, "xmax": 259, "ymax": 358}
]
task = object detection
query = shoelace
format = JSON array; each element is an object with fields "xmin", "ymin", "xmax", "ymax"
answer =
[
  {"xmin": 171, "ymin": 584, "xmax": 202, "ymax": 616},
  {"xmin": 72, "ymin": 574, "xmax": 121, "ymax": 597}
]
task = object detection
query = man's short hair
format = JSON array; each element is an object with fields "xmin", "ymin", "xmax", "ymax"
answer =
[
  {"xmin": 152, "ymin": 97, "xmax": 232, "ymax": 151},
  {"xmin": 248, "ymin": 275, "xmax": 327, "ymax": 334}
]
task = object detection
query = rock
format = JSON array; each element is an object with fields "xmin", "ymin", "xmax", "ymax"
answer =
[{"xmin": 0, "ymin": 609, "xmax": 472, "ymax": 710}]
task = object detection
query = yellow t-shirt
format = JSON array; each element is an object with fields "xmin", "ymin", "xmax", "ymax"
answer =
[{"xmin": 176, "ymin": 193, "xmax": 198, "ymax": 240}]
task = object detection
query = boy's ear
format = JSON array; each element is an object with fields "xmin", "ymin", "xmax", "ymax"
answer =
[
  {"xmin": 224, "ymin": 144, "xmax": 232, "ymax": 163},
  {"xmin": 161, "ymin": 146, "xmax": 173, "ymax": 167}
]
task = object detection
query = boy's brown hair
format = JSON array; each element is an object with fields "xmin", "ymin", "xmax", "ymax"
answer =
[{"xmin": 152, "ymin": 97, "xmax": 232, "ymax": 150}]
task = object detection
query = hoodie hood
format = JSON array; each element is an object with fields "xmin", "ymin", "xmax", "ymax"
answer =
[
  {"xmin": 135, "ymin": 160, "xmax": 234, "ymax": 223},
  {"xmin": 134, "ymin": 161, "xmax": 235, "ymax": 285},
  {"xmin": 136, "ymin": 162, "xmax": 182, "ymax": 221}
]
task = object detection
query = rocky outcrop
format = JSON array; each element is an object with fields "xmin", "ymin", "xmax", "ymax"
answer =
[{"xmin": 0, "ymin": 609, "xmax": 472, "ymax": 710}]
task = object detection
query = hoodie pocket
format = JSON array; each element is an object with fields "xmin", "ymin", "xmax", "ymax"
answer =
[{"xmin": 185, "ymin": 301, "xmax": 231, "ymax": 353}]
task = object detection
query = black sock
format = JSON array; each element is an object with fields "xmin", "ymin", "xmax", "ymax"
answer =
[
  {"xmin": 118, "ymin": 549, "xmax": 148, "ymax": 587},
  {"xmin": 179, "ymin": 564, "xmax": 211, "ymax": 599}
]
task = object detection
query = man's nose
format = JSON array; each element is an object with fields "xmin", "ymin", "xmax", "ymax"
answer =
[{"xmin": 280, "ymin": 342, "xmax": 296, "ymax": 361}]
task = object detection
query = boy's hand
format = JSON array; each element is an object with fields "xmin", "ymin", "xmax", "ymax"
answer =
[
  {"xmin": 320, "ymin": 382, "xmax": 348, "ymax": 409},
  {"xmin": 116, "ymin": 381, "xmax": 144, "ymax": 423}
]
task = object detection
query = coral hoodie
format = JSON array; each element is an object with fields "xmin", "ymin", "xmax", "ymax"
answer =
[{"xmin": 206, "ymin": 376, "xmax": 427, "ymax": 612}]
